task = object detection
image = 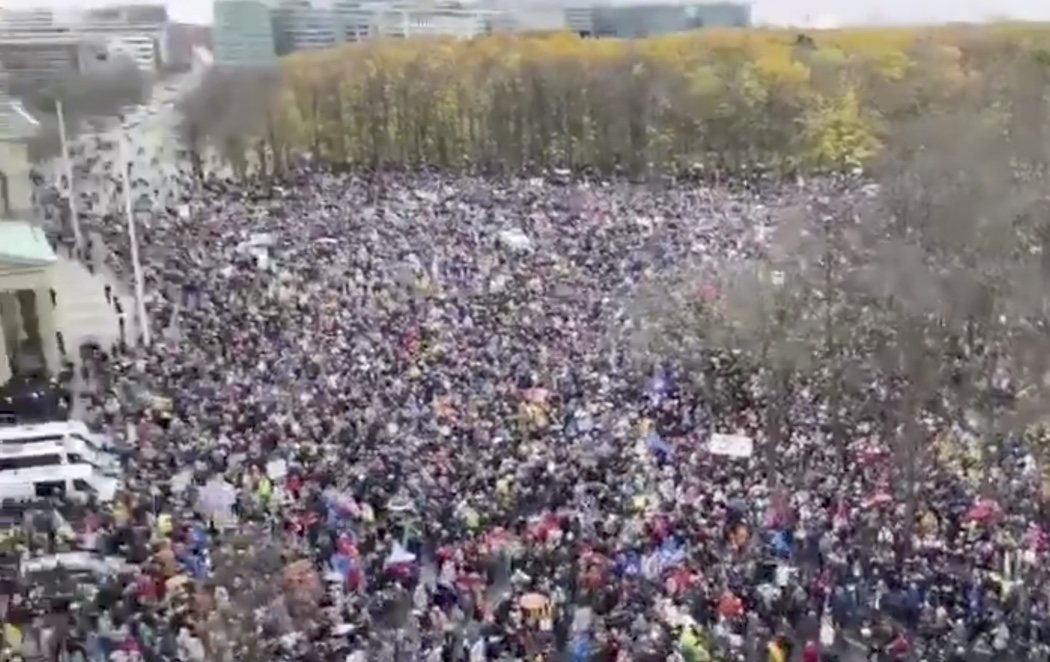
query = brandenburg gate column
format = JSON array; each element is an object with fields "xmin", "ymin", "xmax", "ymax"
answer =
[
  {"xmin": 0, "ymin": 315, "xmax": 8, "ymax": 383},
  {"xmin": 0, "ymin": 291, "xmax": 23, "ymax": 351},
  {"xmin": 33, "ymin": 288, "xmax": 59, "ymax": 374}
]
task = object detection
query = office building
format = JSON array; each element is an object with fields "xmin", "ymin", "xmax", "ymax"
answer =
[
  {"xmin": 332, "ymin": 1, "xmax": 508, "ymax": 44},
  {"xmin": 104, "ymin": 34, "xmax": 160, "ymax": 71},
  {"xmin": 0, "ymin": 4, "xmax": 168, "ymax": 74},
  {"xmin": 0, "ymin": 35, "xmax": 110, "ymax": 91},
  {"xmin": 332, "ymin": 1, "xmax": 375, "ymax": 41},
  {"xmin": 0, "ymin": 9, "xmax": 58, "ymax": 34},
  {"xmin": 213, "ymin": 0, "xmax": 277, "ymax": 66},
  {"xmin": 71, "ymin": 4, "xmax": 169, "ymax": 70},
  {"xmin": 371, "ymin": 5, "xmax": 502, "ymax": 39},
  {"xmin": 214, "ymin": 0, "xmax": 277, "ymax": 65},
  {"xmin": 272, "ymin": 0, "xmax": 339, "ymax": 55},
  {"xmin": 567, "ymin": 2, "xmax": 750, "ymax": 38}
]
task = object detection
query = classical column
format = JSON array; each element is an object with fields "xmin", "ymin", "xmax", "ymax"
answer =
[
  {"xmin": 0, "ymin": 291, "xmax": 23, "ymax": 352},
  {"xmin": 0, "ymin": 318, "xmax": 9, "ymax": 384},
  {"xmin": 33, "ymin": 288, "xmax": 60, "ymax": 375}
]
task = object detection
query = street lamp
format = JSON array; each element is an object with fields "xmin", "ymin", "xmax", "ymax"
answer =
[
  {"xmin": 117, "ymin": 136, "xmax": 151, "ymax": 347},
  {"xmin": 55, "ymin": 100, "xmax": 82, "ymax": 250}
]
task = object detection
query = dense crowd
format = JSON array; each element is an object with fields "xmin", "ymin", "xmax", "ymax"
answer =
[{"xmin": 5, "ymin": 125, "xmax": 1050, "ymax": 662}]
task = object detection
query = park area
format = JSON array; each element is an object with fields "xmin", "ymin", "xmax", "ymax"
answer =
[{"xmin": 6, "ymin": 22, "xmax": 1050, "ymax": 662}]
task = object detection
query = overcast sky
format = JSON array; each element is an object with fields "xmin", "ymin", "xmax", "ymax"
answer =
[{"xmin": 4, "ymin": 0, "xmax": 1050, "ymax": 27}]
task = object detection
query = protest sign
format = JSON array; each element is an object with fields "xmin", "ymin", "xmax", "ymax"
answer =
[{"xmin": 709, "ymin": 433, "xmax": 753, "ymax": 458}]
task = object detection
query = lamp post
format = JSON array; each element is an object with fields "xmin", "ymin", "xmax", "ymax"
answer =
[
  {"xmin": 117, "ymin": 136, "xmax": 151, "ymax": 347},
  {"xmin": 55, "ymin": 100, "xmax": 82, "ymax": 250}
]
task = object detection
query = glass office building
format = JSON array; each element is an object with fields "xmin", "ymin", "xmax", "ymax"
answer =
[
  {"xmin": 567, "ymin": 2, "xmax": 751, "ymax": 38},
  {"xmin": 213, "ymin": 0, "xmax": 277, "ymax": 66}
]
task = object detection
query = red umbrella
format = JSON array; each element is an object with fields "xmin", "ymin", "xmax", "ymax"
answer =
[
  {"xmin": 718, "ymin": 590, "xmax": 744, "ymax": 618},
  {"xmin": 965, "ymin": 499, "xmax": 1002, "ymax": 524}
]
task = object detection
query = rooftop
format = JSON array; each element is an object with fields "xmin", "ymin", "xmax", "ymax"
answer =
[{"xmin": 0, "ymin": 222, "xmax": 57, "ymax": 268}]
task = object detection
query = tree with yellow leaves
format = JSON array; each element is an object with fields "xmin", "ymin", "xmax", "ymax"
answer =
[
  {"xmin": 172, "ymin": 24, "xmax": 1050, "ymax": 178},
  {"xmin": 802, "ymin": 87, "xmax": 881, "ymax": 171}
]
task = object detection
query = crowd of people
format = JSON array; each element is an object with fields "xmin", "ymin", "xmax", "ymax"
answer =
[{"xmin": 4, "ymin": 118, "xmax": 1050, "ymax": 662}]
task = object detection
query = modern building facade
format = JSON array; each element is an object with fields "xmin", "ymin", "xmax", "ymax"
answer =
[
  {"xmin": 104, "ymin": 33, "xmax": 160, "ymax": 71},
  {"xmin": 70, "ymin": 4, "xmax": 169, "ymax": 71},
  {"xmin": 0, "ymin": 4, "xmax": 168, "ymax": 74},
  {"xmin": 0, "ymin": 9, "xmax": 58, "ymax": 34},
  {"xmin": 370, "ymin": 5, "xmax": 501, "ymax": 39},
  {"xmin": 272, "ymin": 0, "xmax": 339, "ymax": 55},
  {"xmin": 213, "ymin": 0, "xmax": 278, "ymax": 65},
  {"xmin": 0, "ymin": 35, "xmax": 110, "ymax": 91},
  {"xmin": 567, "ymin": 2, "xmax": 750, "ymax": 38},
  {"xmin": 292, "ymin": 0, "xmax": 507, "ymax": 46}
]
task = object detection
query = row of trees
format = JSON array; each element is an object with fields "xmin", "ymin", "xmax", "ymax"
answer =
[
  {"xmin": 180, "ymin": 25, "xmax": 1050, "ymax": 176},
  {"xmin": 633, "ymin": 87, "xmax": 1050, "ymax": 516}
]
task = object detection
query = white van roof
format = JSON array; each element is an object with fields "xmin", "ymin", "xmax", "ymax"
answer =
[
  {"xmin": 0, "ymin": 441, "xmax": 67, "ymax": 459},
  {"xmin": 21, "ymin": 552, "xmax": 130, "ymax": 575},
  {"xmin": 0, "ymin": 421, "xmax": 92, "ymax": 442}
]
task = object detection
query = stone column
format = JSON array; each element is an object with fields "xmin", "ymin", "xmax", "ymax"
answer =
[
  {"xmin": 0, "ymin": 318, "xmax": 9, "ymax": 384},
  {"xmin": 0, "ymin": 291, "xmax": 23, "ymax": 348},
  {"xmin": 33, "ymin": 288, "xmax": 60, "ymax": 375}
]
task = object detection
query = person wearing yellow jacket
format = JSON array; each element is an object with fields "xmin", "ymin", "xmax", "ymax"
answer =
[
  {"xmin": 768, "ymin": 635, "xmax": 791, "ymax": 662},
  {"xmin": 258, "ymin": 475, "xmax": 273, "ymax": 508}
]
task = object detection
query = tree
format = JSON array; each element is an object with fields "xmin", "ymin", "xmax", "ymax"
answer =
[
  {"xmin": 199, "ymin": 524, "xmax": 321, "ymax": 661},
  {"xmin": 863, "ymin": 90, "xmax": 1050, "ymax": 505},
  {"xmin": 177, "ymin": 66, "xmax": 281, "ymax": 180},
  {"xmin": 630, "ymin": 246, "xmax": 823, "ymax": 485},
  {"xmin": 184, "ymin": 25, "xmax": 1050, "ymax": 175},
  {"xmin": 17, "ymin": 55, "xmax": 150, "ymax": 161}
]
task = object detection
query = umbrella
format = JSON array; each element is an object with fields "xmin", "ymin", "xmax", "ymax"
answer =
[
  {"xmin": 965, "ymin": 499, "xmax": 1002, "ymax": 524},
  {"xmin": 197, "ymin": 478, "xmax": 237, "ymax": 525},
  {"xmin": 384, "ymin": 542, "xmax": 417, "ymax": 568},
  {"xmin": 519, "ymin": 592, "xmax": 550, "ymax": 621}
]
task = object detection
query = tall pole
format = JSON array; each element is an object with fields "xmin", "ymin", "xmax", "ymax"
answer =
[
  {"xmin": 55, "ymin": 100, "xmax": 82, "ymax": 251},
  {"xmin": 118, "ymin": 137, "xmax": 151, "ymax": 347}
]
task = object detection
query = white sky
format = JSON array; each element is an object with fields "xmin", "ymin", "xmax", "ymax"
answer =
[{"xmin": 3, "ymin": 0, "xmax": 1050, "ymax": 27}]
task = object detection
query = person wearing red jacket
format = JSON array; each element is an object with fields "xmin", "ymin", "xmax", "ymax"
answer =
[{"xmin": 803, "ymin": 639, "xmax": 821, "ymax": 662}]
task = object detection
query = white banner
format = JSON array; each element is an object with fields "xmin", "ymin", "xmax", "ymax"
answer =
[{"xmin": 709, "ymin": 433, "xmax": 754, "ymax": 458}]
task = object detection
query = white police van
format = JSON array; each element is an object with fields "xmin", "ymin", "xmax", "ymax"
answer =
[{"xmin": 0, "ymin": 422, "xmax": 123, "ymax": 502}]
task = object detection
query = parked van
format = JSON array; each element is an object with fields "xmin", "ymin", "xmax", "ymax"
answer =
[
  {"xmin": 0, "ymin": 442, "xmax": 121, "ymax": 502},
  {"xmin": 0, "ymin": 421, "xmax": 124, "ymax": 477}
]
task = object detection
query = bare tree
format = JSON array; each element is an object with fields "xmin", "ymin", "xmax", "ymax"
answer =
[
  {"xmin": 178, "ymin": 66, "xmax": 281, "ymax": 181},
  {"xmin": 865, "ymin": 93, "xmax": 1050, "ymax": 503},
  {"xmin": 19, "ymin": 55, "xmax": 150, "ymax": 160},
  {"xmin": 200, "ymin": 524, "xmax": 321, "ymax": 661},
  {"xmin": 631, "ymin": 249, "xmax": 823, "ymax": 485}
]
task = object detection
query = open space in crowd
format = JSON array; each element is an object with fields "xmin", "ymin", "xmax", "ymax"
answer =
[{"xmin": 8, "ymin": 22, "xmax": 1050, "ymax": 662}]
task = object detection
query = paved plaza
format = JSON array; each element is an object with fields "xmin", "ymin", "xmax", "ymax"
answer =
[{"xmin": 54, "ymin": 246, "xmax": 125, "ymax": 356}]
